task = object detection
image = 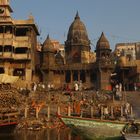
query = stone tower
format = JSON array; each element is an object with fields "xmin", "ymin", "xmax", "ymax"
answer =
[
  {"xmin": 0, "ymin": 0, "xmax": 13, "ymax": 22},
  {"xmin": 95, "ymin": 32, "xmax": 114, "ymax": 90},
  {"xmin": 41, "ymin": 35, "xmax": 55, "ymax": 83},
  {"xmin": 65, "ymin": 12, "xmax": 90, "ymax": 64}
]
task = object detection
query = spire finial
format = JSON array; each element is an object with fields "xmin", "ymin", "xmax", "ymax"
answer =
[
  {"xmin": 75, "ymin": 11, "xmax": 80, "ymax": 20},
  {"xmin": 101, "ymin": 32, "xmax": 105, "ymax": 37},
  {"xmin": 47, "ymin": 34, "xmax": 50, "ymax": 40},
  {"xmin": 28, "ymin": 13, "xmax": 34, "ymax": 21}
]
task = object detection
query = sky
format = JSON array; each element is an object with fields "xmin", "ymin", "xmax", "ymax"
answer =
[{"xmin": 11, "ymin": 0, "xmax": 140, "ymax": 51}]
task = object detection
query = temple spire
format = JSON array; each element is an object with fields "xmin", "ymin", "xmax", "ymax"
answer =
[
  {"xmin": 75, "ymin": 11, "xmax": 80, "ymax": 20},
  {"xmin": 47, "ymin": 34, "xmax": 50, "ymax": 40}
]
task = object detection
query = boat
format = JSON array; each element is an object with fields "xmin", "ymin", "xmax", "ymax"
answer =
[
  {"xmin": 0, "ymin": 110, "xmax": 19, "ymax": 134},
  {"xmin": 121, "ymin": 121, "xmax": 140, "ymax": 140},
  {"xmin": 123, "ymin": 134, "xmax": 140, "ymax": 140},
  {"xmin": 59, "ymin": 115, "xmax": 127, "ymax": 139}
]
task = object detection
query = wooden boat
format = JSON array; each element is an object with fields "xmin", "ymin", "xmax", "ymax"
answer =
[
  {"xmin": 59, "ymin": 115, "xmax": 127, "ymax": 139},
  {"xmin": 123, "ymin": 134, "xmax": 140, "ymax": 140},
  {"xmin": 121, "ymin": 121, "xmax": 140, "ymax": 140},
  {"xmin": 0, "ymin": 111, "xmax": 19, "ymax": 134}
]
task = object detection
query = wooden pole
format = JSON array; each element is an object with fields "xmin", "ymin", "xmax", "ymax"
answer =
[
  {"xmin": 47, "ymin": 129, "xmax": 50, "ymax": 140},
  {"xmin": 57, "ymin": 105, "xmax": 61, "ymax": 115},
  {"xmin": 68, "ymin": 104, "xmax": 71, "ymax": 116},
  {"xmin": 101, "ymin": 106, "xmax": 103, "ymax": 120},
  {"xmin": 121, "ymin": 106, "xmax": 123, "ymax": 117},
  {"xmin": 47, "ymin": 105, "xmax": 50, "ymax": 119},
  {"xmin": 36, "ymin": 107, "xmax": 39, "ymax": 119},
  {"xmin": 91, "ymin": 106, "xmax": 94, "ymax": 118},
  {"xmin": 68, "ymin": 130, "xmax": 71, "ymax": 140},
  {"xmin": 57, "ymin": 131, "xmax": 60, "ymax": 140},
  {"xmin": 112, "ymin": 94, "xmax": 115, "ymax": 102},
  {"xmin": 130, "ymin": 105, "xmax": 133, "ymax": 116},
  {"xmin": 24, "ymin": 106, "xmax": 28, "ymax": 118},
  {"xmin": 111, "ymin": 106, "xmax": 114, "ymax": 118}
]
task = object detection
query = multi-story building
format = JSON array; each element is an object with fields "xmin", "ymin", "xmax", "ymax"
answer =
[
  {"xmin": 115, "ymin": 43, "xmax": 140, "ymax": 60},
  {"xmin": 0, "ymin": 0, "xmax": 39, "ymax": 87},
  {"xmin": 114, "ymin": 42, "xmax": 140, "ymax": 91}
]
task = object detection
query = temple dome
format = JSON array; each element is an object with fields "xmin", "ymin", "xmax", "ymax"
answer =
[
  {"xmin": 43, "ymin": 35, "xmax": 55, "ymax": 53},
  {"xmin": 96, "ymin": 32, "xmax": 110, "ymax": 50},
  {"xmin": 66, "ymin": 12, "xmax": 90, "ymax": 46}
]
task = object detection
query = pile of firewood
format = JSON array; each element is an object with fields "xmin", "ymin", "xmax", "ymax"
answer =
[{"xmin": 0, "ymin": 90, "xmax": 21, "ymax": 108}]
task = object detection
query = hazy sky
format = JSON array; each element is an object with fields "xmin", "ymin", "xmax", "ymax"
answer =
[{"xmin": 11, "ymin": 0, "xmax": 140, "ymax": 50}]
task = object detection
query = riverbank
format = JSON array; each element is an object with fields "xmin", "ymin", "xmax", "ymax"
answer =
[
  {"xmin": 0, "ymin": 86, "xmax": 139, "ymax": 134},
  {"xmin": 14, "ymin": 89, "xmax": 136, "ymax": 132}
]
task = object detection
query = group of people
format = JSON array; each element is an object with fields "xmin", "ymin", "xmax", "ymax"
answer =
[
  {"xmin": 63, "ymin": 81, "xmax": 83, "ymax": 92},
  {"xmin": 31, "ymin": 82, "xmax": 55, "ymax": 92}
]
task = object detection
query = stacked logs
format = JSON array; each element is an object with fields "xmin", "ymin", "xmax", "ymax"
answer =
[{"xmin": 0, "ymin": 89, "xmax": 21, "ymax": 110}]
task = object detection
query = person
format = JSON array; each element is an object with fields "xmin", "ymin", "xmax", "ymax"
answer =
[
  {"xmin": 103, "ymin": 106, "xmax": 109, "ymax": 119},
  {"xmin": 134, "ymin": 83, "xmax": 137, "ymax": 91},
  {"xmin": 116, "ymin": 91, "xmax": 122, "ymax": 100},
  {"xmin": 124, "ymin": 102, "xmax": 130, "ymax": 118},
  {"xmin": 48, "ymin": 83, "xmax": 51, "ymax": 91},
  {"xmin": 50, "ymin": 84, "xmax": 54, "ymax": 90},
  {"xmin": 74, "ymin": 83, "xmax": 79, "ymax": 91},
  {"xmin": 33, "ymin": 82, "xmax": 37, "ymax": 91},
  {"xmin": 42, "ymin": 84, "xmax": 45, "ymax": 89},
  {"xmin": 115, "ymin": 84, "xmax": 119, "ymax": 92},
  {"xmin": 119, "ymin": 83, "xmax": 122, "ymax": 92},
  {"xmin": 79, "ymin": 81, "xmax": 82, "ymax": 91}
]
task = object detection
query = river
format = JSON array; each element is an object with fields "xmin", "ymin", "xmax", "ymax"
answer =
[{"xmin": 0, "ymin": 128, "xmax": 122, "ymax": 140}]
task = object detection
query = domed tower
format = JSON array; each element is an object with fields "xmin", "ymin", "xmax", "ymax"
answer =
[
  {"xmin": 41, "ymin": 35, "xmax": 56, "ymax": 83},
  {"xmin": 96, "ymin": 32, "xmax": 111, "ymax": 62},
  {"xmin": 41, "ymin": 35, "xmax": 55, "ymax": 68},
  {"xmin": 65, "ymin": 12, "xmax": 90, "ymax": 64},
  {"xmin": 95, "ymin": 32, "xmax": 114, "ymax": 90}
]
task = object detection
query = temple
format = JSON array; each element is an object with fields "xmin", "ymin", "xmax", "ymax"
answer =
[{"xmin": 40, "ymin": 12, "xmax": 114, "ymax": 90}]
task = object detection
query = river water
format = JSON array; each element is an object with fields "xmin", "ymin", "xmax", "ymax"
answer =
[
  {"xmin": 0, "ymin": 128, "xmax": 84, "ymax": 140},
  {"xmin": 0, "ymin": 128, "xmax": 122, "ymax": 140}
]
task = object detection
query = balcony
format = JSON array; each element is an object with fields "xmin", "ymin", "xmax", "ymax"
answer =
[
  {"xmin": 14, "ymin": 54, "xmax": 31, "ymax": 60},
  {"xmin": 13, "ymin": 37, "xmax": 30, "ymax": 48},
  {"xmin": 0, "ymin": 34, "xmax": 13, "ymax": 45},
  {"xmin": 0, "ymin": 39, "xmax": 3, "ymax": 45},
  {"xmin": 15, "ymin": 36, "xmax": 29, "ymax": 41},
  {"xmin": 12, "ymin": 63, "xmax": 26, "ymax": 69},
  {"xmin": 0, "ymin": 35, "xmax": 31, "ymax": 47},
  {"xmin": 4, "ymin": 34, "xmax": 13, "ymax": 38},
  {"xmin": 3, "ymin": 39, "xmax": 13, "ymax": 45},
  {"xmin": 3, "ymin": 52, "xmax": 13, "ymax": 58},
  {"xmin": 119, "ymin": 60, "xmax": 137, "ymax": 67},
  {"xmin": 13, "ymin": 41, "xmax": 30, "ymax": 48},
  {"xmin": 0, "ymin": 34, "xmax": 3, "ymax": 38},
  {"xmin": 0, "ymin": 34, "xmax": 13, "ymax": 38}
]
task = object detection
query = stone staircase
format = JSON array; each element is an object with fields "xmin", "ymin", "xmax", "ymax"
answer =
[{"xmin": 125, "ymin": 91, "xmax": 140, "ymax": 120}]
